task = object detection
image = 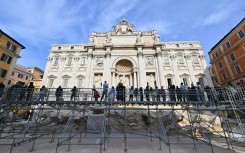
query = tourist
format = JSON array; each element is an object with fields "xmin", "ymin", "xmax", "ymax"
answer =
[
  {"xmin": 156, "ymin": 86, "xmax": 160, "ymax": 101},
  {"xmin": 100, "ymin": 81, "xmax": 109, "ymax": 101},
  {"xmin": 108, "ymin": 86, "xmax": 116, "ymax": 101},
  {"xmin": 26, "ymin": 82, "xmax": 35, "ymax": 101},
  {"xmin": 144, "ymin": 86, "xmax": 150, "ymax": 101},
  {"xmin": 70, "ymin": 86, "xmax": 77, "ymax": 101},
  {"xmin": 169, "ymin": 85, "xmax": 176, "ymax": 102},
  {"xmin": 55, "ymin": 86, "xmax": 63, "ymax": 101},
  {"xmin": 176, "ymin": 86, "xmax": 182, "ymax": 102},
  {"xmin": 0, "ymin": 82, "xmax": 5, "ymax": 100},
  {"xmin": 180, "ymin": 83, "xmax": 186, "ymax": 102},
  {"xmin": 149, "ymin": 87, "xmax": 155, "ymax": 101},
  {"xmin": 139, "ymin": 87, "xmax": 143, "ymax": 101},
  {"xmin": 93, "ymin": 88, "xmax": 100, "ymax": 101},
  {"xmin": 37, "ymin": 85, "xmax": 47, "ymax": 101},
  {"xmin": 160, "ymin": 86, "xmax": 166, "ymax": 102},
  {"xmin": 134, "ymin": 88, "xmax": 139, "ymax": 101},
  {"xmin": 129, "ymin": 86, "xmax": 134, "ymax": 101}
]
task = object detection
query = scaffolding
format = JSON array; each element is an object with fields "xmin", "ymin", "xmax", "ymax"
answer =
[{"xmin": 0, "ymin": 86, "xmax": 244, "ymax": 153}]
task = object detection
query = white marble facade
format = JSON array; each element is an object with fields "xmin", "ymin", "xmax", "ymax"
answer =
[{"xmin": 42, "ymin": 19, "xmax": 213, "ymax": 89}]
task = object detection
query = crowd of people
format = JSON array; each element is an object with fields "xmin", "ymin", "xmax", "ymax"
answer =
[{"xmin": 0, "ymin": 79, "xmax": 244, "ymax": 103}]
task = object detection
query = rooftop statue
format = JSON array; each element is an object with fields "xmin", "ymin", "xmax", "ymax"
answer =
[{"xmin": 113, "ymin": 19, "xmax": 134, "ymax": 34}]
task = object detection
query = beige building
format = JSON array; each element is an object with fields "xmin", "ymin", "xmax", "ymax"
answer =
[
  {"xmin": 42, "ymin": 19, "xmax": 213, "ymax": 89},
  {"xmin": 9, "ymin": 65, "xmax": 33, "ymax": 87},
  {"xmin": 27, "ymin": 66, "xmax": 44, "ymax": 88}
]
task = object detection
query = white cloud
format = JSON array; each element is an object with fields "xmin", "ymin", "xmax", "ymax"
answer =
[{"xmin": 199, "ymin": 2, "xmax": 237, "ymax": 26}]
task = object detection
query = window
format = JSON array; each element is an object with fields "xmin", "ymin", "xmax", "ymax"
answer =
[
  {"xmin": 189, "ymin": 44, "xmax": 193, "ymax": 47},
  {"xmin": 215, "ymin": 51, "xmax": 219, "ymax": 58},
  {"xmin": 11, "ymin": 72, "xmax": 14, "ymax": 76},
  {"xmin": 221, "ymin": 72, "xmax": 227, "ymax": 80},
  {"xmin": 229, "ymin": 53, "xmax": 236, "ymax": 61},
  {"xmin": 0, "ymin": 53, "xmax": 12, "ymax": 64},
  {"xmin": 18, "ymin": 74, "xmax": 23, "ymax": 79},
  {"xmin": 6, "ymin": 41, "xmax": 17, "ymax": 53},
  {"xmin": 54, "ymin": 57, "xmax": 59, "ymax": 65},
  {"xmin": 198, "ymin": 78, "xmax": 204, "ymax": 88},
  {"xmin": 67, "ymin": 57, "xmax": 72, "ymax": 65},
  {"xmin": 225, "ymin": 41, "xmax": 231, "ymax": 49},
  {"xmin": 77, "ymin": 79, "xmax": 83, "ymax": 88},
  {"xmin": 0, "ymin": 68, "xmax": 7, "ymax": 78},
  {"xmin": 176, "ymin": 44, "xmax": 179, "ymax": 47},
  {"xmin": 47, "ymin": 79, "xmax": 54, "ymax": 87},
  {"xmin": 71, "ymin": 46, "xmax": 74, "ymax": 50},
  {"xmin": 238, "ymin": 30, "xmax": 245, "ymax": 39},
  {"xmin": 163, "ymin": 56, "xmax": 169, "ymax": 65},
  {"xmin": 8, "ymin": 80, "xmax": 11, "ymax": 85},
  {"xmin": 177, "ymin": 54, "xmax": 184, "ymax": 64},
  {"xmin": 80, "ymin": 57, "xmax": 86, "ymax": 65},
  {"xmin": 234, "ymin": 64, "xmax": 242, "ymax": 74},
  {"xmin": 167, "ymin": 78, "xmax": 172, "ymax": 87},
  {"xmin": 58, "ymin": 47, "xmax": 61, "ymax": 50},
  {"xmin": 183, "ymin": 78, "xmax": 188, "ymax": 86},
  {"xmin": 192, "ymin": 55, "xmax": 199, "ymax": 64},
  {"xmin": 25, "ymin": 76, "xmax": 29, "ymax": 80},
  {"xmin": 63, "ymin": 79, "xmax": 68, "ymax": 88},
  {"xmin": 218, "ymin": 61, "xmax": 223, "ymax": 68}
]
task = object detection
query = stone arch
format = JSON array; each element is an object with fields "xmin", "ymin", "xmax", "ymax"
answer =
[{"xmin": 112, "ymin": 56, "xmax": 137, "ymax": 68}]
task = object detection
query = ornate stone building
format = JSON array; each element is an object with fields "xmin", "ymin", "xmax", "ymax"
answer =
[{"xmin": 42, "ymin": 19, "xmax": 213, "ymax": 89}]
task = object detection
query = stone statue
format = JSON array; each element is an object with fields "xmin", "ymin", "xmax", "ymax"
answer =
[
  {"xmin": 136, "ymin": 31, "xmax": 142, "ymax": 43},
  {"xmin": 152, "ymin": 30, "xmax": 160, "ymax": 42},
  {"xmin": 113, "ymin": 25, "xmax": 121, "ymax": 34},
  {"xmin": 106, "ymin": 32, "xmax": 112, "ymax": 43},
  {"xmin": 89, "ymin": 35, "xmax": 94, "ymax": 43},
  {"xmin": 94, "ymin": 75, "xmax": 102, "ymax": 88},
  {"xmin": 89, "ymin": 32, "xmax": 96, "ymax": 43},
  {"xmin": 96, "ymin": 57, "xmax": 103, "ymax": 67},
  {"xmin": 148, "ymin": 74, "xmax": 155, "ymax": 88}
]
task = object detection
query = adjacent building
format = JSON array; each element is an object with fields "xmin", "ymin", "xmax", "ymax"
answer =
[
  {"xmin": 42, "ymin": 19, "xmax": 213, "ymax": 89},
  {"xmin": 209, "ymin": 18, "xmax": 245, "ymax": 86},
  {"xmin": 27, "ymin": 66, "xmax": 44, "ymax": 88},
  {"xmin": 9, "ymin": 65, "xmax": 33, "ymax": 86},
  {"xmin": 0, "ymin": 29, "xmax": 25, "ymax": 85}
]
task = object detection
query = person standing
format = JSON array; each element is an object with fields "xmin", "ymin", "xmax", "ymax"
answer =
[
  {"xmin": 134, "ymin": 88, "xmax": 139, "ymax": 101},
  {"xmin": 160, "ymin": 86, "xmax": 166, "ymax": 102},
  {"xmin": 37, "ymin": 85, "xmax": 47, "ymax": 101},
  {"xmin": 108, "ymin": 86, "xmax": 116, "ymax": 101},
  {"xmin": 55, "ymin": 86, "xmax": 63, "ymax": 101},
  {"xmin": 93, "ymin": 88, "xmax": 100, "ymax": 101},
  {"xmin": 129, "ymin": 86, "xmax": 134, "ymax": 101},
  {"xmin": 139, "ymin": 87, "xmax": 143, "ymax": 101},
  {"xmin": 100, "ymin": 81, "xmax": 109, "ymax": 101},
  {"xmin": 26, "ymin": 82, "xmax": 35, "ymax": 101},
  {"xmin": 70, "ymin": 86, "xmax": 77, "ymax": 101},
  {"xmin": 0, "ymin": 82, "xmax": 5, "ymax": 100}
]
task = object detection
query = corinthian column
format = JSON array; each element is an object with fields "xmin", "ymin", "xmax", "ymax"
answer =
[
  {"xmin": 137, "ymin": 45, "xmax": 146, "ymax": 88},
  {"xmin": 155, "ymin": 47, "xmax": 164, "ymax": 86}
]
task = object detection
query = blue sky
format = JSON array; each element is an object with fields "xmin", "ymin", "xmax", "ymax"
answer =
[{"xmin": 0, "ymin": 0, "xmax": 244, "ymax": 70}]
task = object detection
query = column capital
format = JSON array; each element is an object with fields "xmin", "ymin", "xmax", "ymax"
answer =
[
  {"xmin": 155, "ymin": 51, "xmax": 162, "ymax": 57},
  {"xmin": 87, "ymin": 53, "xmax": 93, "ymax": 58},
  {"xmin": 104, "ymin": 52, "xmax": 111, "ymax": 58},
  {"xmin": 137, "ymin": 52, "xmax": 144, "ymax": 57}
]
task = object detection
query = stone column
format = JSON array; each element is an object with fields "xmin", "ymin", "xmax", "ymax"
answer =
[
  {"xmin": 84, "ymin": 45, "xmax": 94, "ymax": 88},
  {"xmin": 155, "ymin": 46, "xmax": 164, "ymax": 86},
  {"xmin": 133, "ymin": 72, "xmax": 137, "ymax": 87},
  {"xmin": 104, "ymin": 46, "xmax": 111, "ymax": 83},
  {"xmin": 112, "ymin": 71, "xmax": 115, "ymax": 87},
  {"xmin": 137, "ymin": 45, "xmax": 146, "ymax": 88},
  {"xmin": 184, "ymin": 53, "xmax": 195, "ymax": 84},
  {"xmin": 170, "ymin": 52, "xmax": 177, "ymax": 85}
]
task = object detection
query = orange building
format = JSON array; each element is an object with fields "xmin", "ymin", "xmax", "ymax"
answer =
[
  {"xmin": 209, "ymin": 18, "xmax": 245, "ymax": 86},
  {"xmin": 0, "ymin": 29, "xmax": 25, "ymax": 86}
]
